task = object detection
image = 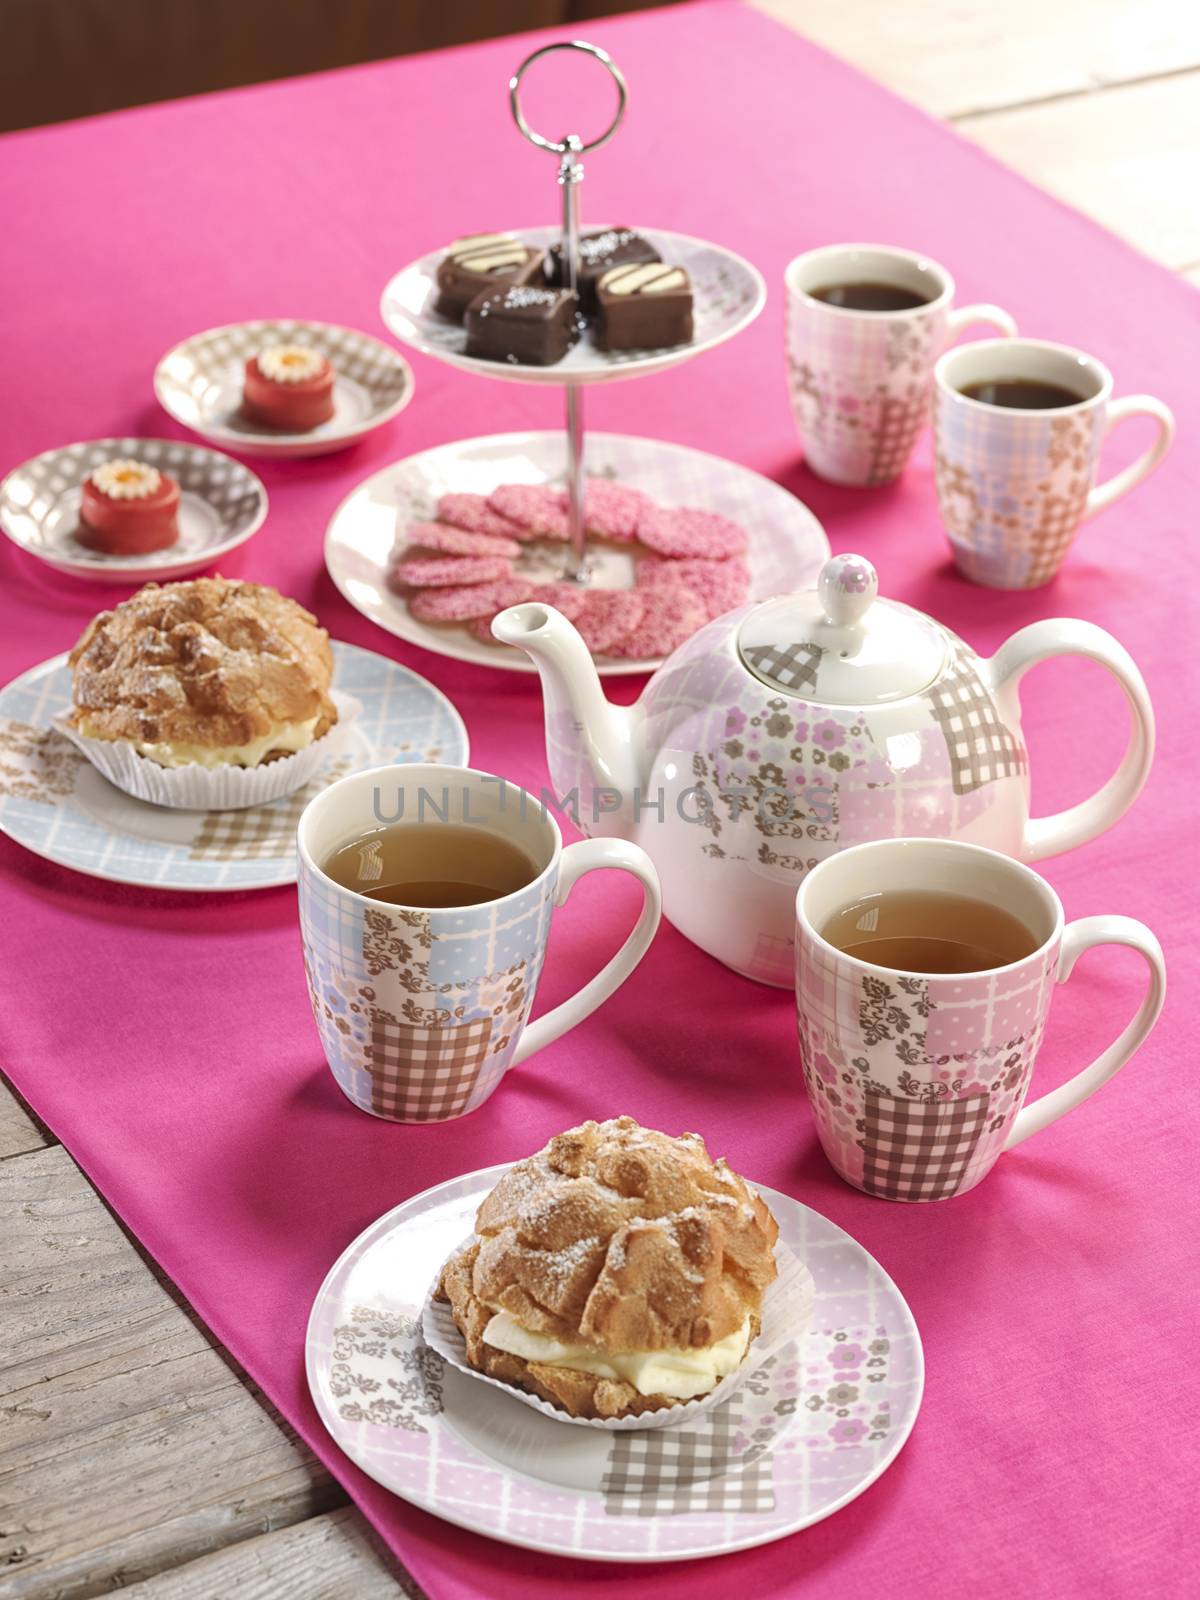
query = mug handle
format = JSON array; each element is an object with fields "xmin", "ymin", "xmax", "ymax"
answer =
[
  {"xmin": 1004, "ymin": 916, "xmax": 1165, "ymax": 1149},
  {"xmin": 946, "ymin": 304, "xmax": 1018, "ymax": 341},
  {"xmin": 1084, "ymin": 395, "xmax": 1175, "ymax": 518},
  {"xmin": 983, "ymin": 619, "xmax": 1155, "ymax": 862},
  {"xmin": 509, "ymin": 837, "xmax": 661, "ymax": 1067}
]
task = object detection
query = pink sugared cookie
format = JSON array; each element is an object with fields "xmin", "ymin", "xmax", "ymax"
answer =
[
  {"xmin": 637, "ymin": 505, "xmax": 749, "ymax": 559},
  {"xmin": 637, "ymin": 554, "xmax": 751, "ymax": 618},
  {"xmin": 405, "ymin": 521, "xmax": 522, "ymax": 559},
  {"xmin": 437, "ymin": 492, "xmax": 532, "ymax": 541},
  {"xmin": 409, "ymin": 578, "xmax": 536, "ymax": 623},
  {"xmin": 468, "ymin": 581, "xmax": 588, "ymax": 642},
  {"xmin": 391, "ymin": 554, "xmax": 513, "ymax": 589},
  {"xmin": 584, "ymin": 479, "xmax": 650, "ymax": 542},
  {"xmin": 572, "ymin": 589, "xmax": 646, "ymax": 655},
  {"xmin": 487, "ymin": 484, "xmax": 570, "ymax": 540},
  {"xmin": 608, "ymin": 584, "xmax": 707, "ymax": 659}
]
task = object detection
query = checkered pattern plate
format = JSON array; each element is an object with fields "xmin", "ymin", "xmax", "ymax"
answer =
[
  {"xmin": 306, "ymin": 1164, "xmax": 923, "ymax": 1563},
  {"xmin": 155, "ymin": 320, "xmax": 415, "ymax": 458},
  {"xmin": 325, "ymin": 431, "xmax": 829, "ymax": 677},
  {"xmin": 0, "ymin": 641, "xmax": 468, "ymax": 892},
  {"xmin": 0, "ymin": 437, "xmax": 268, "ymax": 583},
  {"xmin": 379, "ymin": 227, "xmax": 766, "ymax": 387}
]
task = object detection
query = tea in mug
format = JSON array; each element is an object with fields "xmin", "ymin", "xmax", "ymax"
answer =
[
  {"xmin": 820, "ymin": 889, "xmax": 1039, "ymax": 974},
  {"xmin": 808, "ymin": 280, "xmax": 933, "ymax": 313},
  {"xmin": 958, "ymin": 377, "xmax": 1088, "ymax": 410},
  {"xmin": 322, "ymin": 823, "xmax": 539, "ymax": 908}
]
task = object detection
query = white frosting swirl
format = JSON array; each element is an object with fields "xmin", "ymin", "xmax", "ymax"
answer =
[
  {"xmin": 256, "ymin": 345, "xmax": 326, "ymax": 384},
  {"xmin": 90, "ymin": 460, "xmax": 162, "ymax": 501}
]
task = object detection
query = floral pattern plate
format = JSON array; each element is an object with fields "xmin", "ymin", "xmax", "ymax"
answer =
[
  {"xmin": 0, "ymin": 437, "xmax": 268, "ymax": 583},
  {"xmin": 155, "ymin": 320, "xmax": 416, "ymax": 459},
  {"xmin": 379, "ymin": 227, "xmax": 766, "ymax": 386},
  {"xmin": 324, "ymin": 431, "xmax": 829, "ymax": 676},
  {"xmin": 306, "ymin": 1164, "xmax": 924, "ymax": 1563},
  {"xmin": 0, "ymin": 641, "xmax": 467, "ymax": 892}
]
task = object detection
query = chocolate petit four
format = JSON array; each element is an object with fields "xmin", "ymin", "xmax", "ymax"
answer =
[
  {"xmin": 545, "ymin": 227, "xmax": 660, "ymax": 312},
  {"xmin": 595, "ymin": 263, "xmax": 694, "ymax": 352},
  {"xmin": 434, "ymin": 232, "xmax": 545, "ymax": 321},
  {"xmin": 465, "ymin": 284, "xmax": 579, "ymax": 367},
  {"xmin": 78, "ymin": 459, "xmax": 181, "ymax": 555},
  {"xmin": 242, "ymin": 345, "xmax": 335, "ymax": 431}
]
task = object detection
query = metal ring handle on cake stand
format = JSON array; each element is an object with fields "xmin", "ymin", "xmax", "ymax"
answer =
[{"xmin": 510, "ymin": 42, "xmax": 629, "ymax": 581}]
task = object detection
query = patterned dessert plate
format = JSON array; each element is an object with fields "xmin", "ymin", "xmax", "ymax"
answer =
[
  {"xmin": 380, "ymin": 227, "xmax": 766, "ymax": 386},
  {"xmin": 0, "ymin": 437, "xmax": 268, "ymax": 583},
  {"xmin": 325, "ymin": 431, "xmax": 829, "ymax": 676},
  {"xmin": 308, "ymin": 1166, "xmax": 923, "ymax": 1563},
  {"xmin": 0, "ymin": 640, "xmax": 467, "ymax": 892},
  {"xmin": 155, "ymin": 320, "xmax": 416, "ymax": 458}
]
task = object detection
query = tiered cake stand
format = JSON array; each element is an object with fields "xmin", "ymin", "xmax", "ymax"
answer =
[{"xmin": 326, "ymin": 43, "xmax": 829, "ymax": 674}]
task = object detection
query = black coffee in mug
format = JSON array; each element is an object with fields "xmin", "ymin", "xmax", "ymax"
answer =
[
  {"xmin": 322, "ymin": 823, "xmax": 539, "ymax": 908},
  {"xmin": 820, "ymin": 889, "xmax": 1039, "ymax": 974},
  {"xmin": 808, "ymin": 280, "xmax": 933, "ymax": 313},
  {"xmin": 959, "ymin": 377, "xmax": 1088, "ymax": 410}
]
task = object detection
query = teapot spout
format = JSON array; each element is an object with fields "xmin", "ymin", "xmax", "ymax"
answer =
[{"xmin": 492, "ymin": 603, "xmax": 639, "ymax": 837}]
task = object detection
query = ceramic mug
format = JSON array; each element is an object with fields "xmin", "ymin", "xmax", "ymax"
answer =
[
  {"xmin": 784, "ymin": 244, "xmax": 1016, "ymax": 487},
  {"xmin": 297, "ymin": 764, "xmax": 662, "ymax": 1123},
  {"xmin": 795, "ymin": 837, "xmax": 1165, "ymax": 1202},
  {"xmin": 934, "ymin": 337, "xmax": 1175, "ymax": 589}
]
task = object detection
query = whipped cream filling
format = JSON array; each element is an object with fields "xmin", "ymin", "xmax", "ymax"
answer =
[
  {"xmin": 78, "ymin": 714, "xmax": 320, "ymax": 769},
  {"xmin": 482, "ymin": 1311, "xmax": 751, "ymax": 1400},
  {"xmin": 90, "ymin": 460, "xmax": 162, "ymax": 500},
  {"xmin": 255, "ymin": 344, "xmax": 325, "ymax": 383}
]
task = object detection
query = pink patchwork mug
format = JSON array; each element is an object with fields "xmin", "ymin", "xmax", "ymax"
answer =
[
  {"xmin": 934, "ymin": 337, "xmax": 1175, "ymax": 588},
  {"xmin": 785, "ymin": 244, "xmax": 1016, "ymax": 486},
  {"xmin": 795, "ymin": 838, "xmax": 1165, "ymax": 1202}
]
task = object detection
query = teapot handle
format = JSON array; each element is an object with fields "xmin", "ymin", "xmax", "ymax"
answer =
[{"xmin": 982, "ymin": 619, "xmax": 1155, "ymax": 862}]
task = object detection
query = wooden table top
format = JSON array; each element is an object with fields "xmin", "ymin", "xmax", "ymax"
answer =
[{"xmin": 2, "ymin": 3, "xmax": 1195, "ymax": 1594}]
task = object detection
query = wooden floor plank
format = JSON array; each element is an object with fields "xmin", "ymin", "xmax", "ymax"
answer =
[
  {"xmin": 0, "ymin": 1146, "xmax": 355, "ymax": 1599},
  {"xmin": 0, "ymin": 1077, "xmax": 53, "ymax": 1160},
  {"xmin": 961, "ymin": 69, "xmax": 1200, "ymax": 270},
  {"xmin": 110, "ymin": 1507, "xmax": 422, "ymax": 1600},
  {"xmin": 752, "ymin": 0, "xmax": 1200, "ymax": 118}
]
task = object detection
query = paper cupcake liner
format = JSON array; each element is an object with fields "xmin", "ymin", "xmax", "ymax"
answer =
[
  {"xmin": 422, "ymin": 1238, "xmax": 815, "ymax": 1432},
  {"xmin": 53, "ymin": 690, "xmax": 360, "ymax": 811}
]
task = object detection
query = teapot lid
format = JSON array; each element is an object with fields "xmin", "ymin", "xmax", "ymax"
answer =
[{"xmin": 736, "ymin": 554, "xmax": 946, "ymax": 705}]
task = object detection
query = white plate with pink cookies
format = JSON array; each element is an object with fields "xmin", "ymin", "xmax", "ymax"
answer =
[
  {"xmin": 323, "ymin": 432, "xmax": 829, "ymax": 676},
  {"xmin": 306, "ymin": 1162, "xmax": 924, "ymax": 1563}
]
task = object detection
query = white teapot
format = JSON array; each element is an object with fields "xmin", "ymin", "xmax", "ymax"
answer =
[{"xmin": 494, "ymin": 554, "xmax": 1154, "ymax": 987}]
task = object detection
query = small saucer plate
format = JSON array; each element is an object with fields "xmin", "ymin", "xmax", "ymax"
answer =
[
  {"xmin": 307, "ymin": 1164, "xmax": 924, "ymax": 1564},
  {"xmin": 0, "ymin": 437, "xmax": 268, "ymax": 584},
  {"xmin": 380, "ymin": 227, "xmax": 766, "ymax": 386},
  {"xmin": 0, "ymin": 641, "xmax": 468, "ymax": 892},
  {"xmin": 155, "ymin": 320, "xmax": 415, "ymax": 458},
  {"xmin": 324, "ymin": 431, "xmax": 829, "ymax": 676}
]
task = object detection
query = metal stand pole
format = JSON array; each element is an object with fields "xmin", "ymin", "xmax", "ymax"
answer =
[
  {"xmin": 558, "ymin": 136, "xmax": 588, "ymax": 581},
  {"xmin": 509, "ymin": 43, "xmax": 628, "ymax": 586}
]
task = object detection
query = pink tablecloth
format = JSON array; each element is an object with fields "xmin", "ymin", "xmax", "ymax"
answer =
[{"xmin": 2, "ymin": 4, "xmax": 1198, "ymax": 1595}]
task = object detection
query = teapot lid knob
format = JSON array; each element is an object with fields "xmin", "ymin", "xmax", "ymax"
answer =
[{"xmin": 818, "ymin": 554, "xmax": 878, "ymax": 629}]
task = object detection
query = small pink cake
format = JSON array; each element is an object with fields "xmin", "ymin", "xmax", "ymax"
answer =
[
  {"xmin": 78, "ymin": 460, "xmax": 181, "ymax": 554},
  {"xmin": 242, "ymin": 344, "xmax": 335, "ymax": 431}
]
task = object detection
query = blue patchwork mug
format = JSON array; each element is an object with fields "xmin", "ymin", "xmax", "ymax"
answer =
[{"xmin": 297, "ymin": 764, "xmax": 661, "ymax": 1122}]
